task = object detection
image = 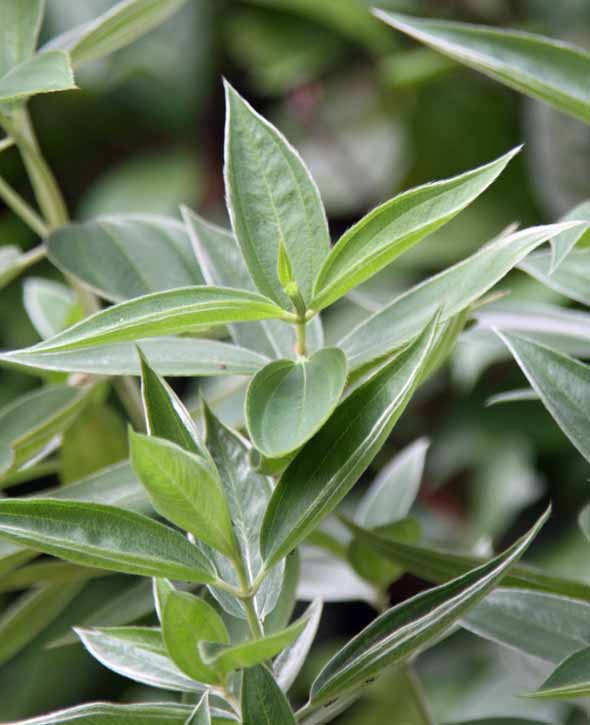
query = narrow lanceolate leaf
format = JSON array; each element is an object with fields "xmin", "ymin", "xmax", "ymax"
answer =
[
  {"xmin": 356, "ymin": 438, "xmax": 429, "ymax": 528},
  {"xmin": 76, "ymin": 626, "xmax": 204, "ymax": 693},
  {"xmin": 374, "ymin": 11, "xmax": 590, "ymax": 123},
  {"xmin": 246, "ymin": 348, "xmax": 347, "ymax": 458},
  {"xmin": 130, "ymin": 434, "xmax": 236, "ymax": 559},
  {"xmin": 224, "ymin": 81, "xmax": 330, "ymax": 309},
  {"xmin": 311, "ymin": 147, "xmax": 519, "ymax": 311},
  {"xmin": 261, "ymin": 314, "xmax": 439, "ymax": 568},
  {"xmin": 43, "ymin": 0, "xmax": 189, "ymax": 67},
  {"xmin": 0, "ymin": 702, "xmax": 210, "ymax": 725},
  {"xmin": 204, "ymin": 404, "xmax": 284, "ymax": 621},
  {"xmin": 550, "ymin": 200, "xmax": 590, "ymax": 272},
  {"xmin": 30, "ymin": 286, "xmax": 286, "ymax": 353},
  {"xmin": 526, "ymin": 646, "xmax": 590, "ymax": 700},
  {"xmin": 462, "ymin": 589, "xmax": 590, "ymax": 664},
  {"xmin": 274, "ymin": 599, "xmax": 323, "ymax": 692},
  {"xmin": 309, "ymin": 509, "xmax": 548, "ymax": 705},
  {"xmin": 242, "ymin": 665, "xmax": 296, "ymax": 725},
  {"xmin": 47, "ymin": 215, "xmax": 204, "ymax": 302},
  {"xmin": 496, "ymin": 332, "xmax": 590, "ymax": 463},
  {"xmin": 1, "ymin": 337, "xmax": 268, "ymax": 378},
  {"xmin": 0, "ymin": 581, "xmax": 82, "ymax": 666},
  {"xmin": 0, "ymin": 51, "xmax": 75, "ymax": 104},
  {"xmin": 579, "ymin": 505, "xmax": 590, "ymax": 543},
  {"xmin": 519, "ymin": 249, "xmax": 590, "ymax": 306},
  {"xmin": 187, "ymin": 693, "xmax": 212, "ymax": 725},
  {"xmin": 0, "ymin": 499, "xmax": 216, "ymax": 583},
  {"xmin": 339, "ymin": 222, "xmax": 587, "ymax": 371},
  {"xmin": 163, "ymin": 591, "xmax": 229, "ymax": 685}
]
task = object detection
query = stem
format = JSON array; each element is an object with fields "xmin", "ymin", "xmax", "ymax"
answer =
[
  {"xmin": 295, "ymin": 320, "xmax": 306, "ymax": 356},
  {"xmin": 403, "ymin": 664, "xmax": 435, "ymax": 725},
  {"xmin": 0, "ymin": 175, "xmax": 48, "ymax": 237},
  {"xmin": 0, "ymin": 136, "xmax": 15, "ymax": 153},
  {"xmin": 234, "ymin": 557, "xmax": 264, "ymax": 639}
]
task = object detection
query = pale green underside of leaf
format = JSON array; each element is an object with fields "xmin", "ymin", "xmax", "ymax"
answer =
[
  {"xmin": 496, "ymin": 332, "xmax": 590, "ymax": 463},
  {"xmin": 47, "ymin": 214, "xmax": 204, "ymax": 302},
  {"xmin": 0, "ymin": 50, "xmax": 75, "ymax": 103},
  {"xmin": 43, "ymin": 0, "xmax": 190, "ymax": 67},
  {"xmin": 1, "ymin": 336, "xmax": 269, "ymax": 377},
  {"xmin": 260, "ymin": 314, "xmax": 439, "ymax": 567},
  {"xmin": 519, "ymin": 249, "xmax": 590, "ymax": 306},
  {"xmin": 246, "ymin": 347, "xmax": 347, "ymax": 457},
  {"xmin": 309, "ymin": 510, "xmax": 548, "ymax": 704},
  {"xmin": 339, "ymin": 222, "xmax": 586, "ymax": 371},
  {"xmin": 0, "ymin": 0, "xmax": 44, "ymax": 79},
  {"xmin": 274, "ymin": 598, "xmax": 323, "ymax": 691},
  {"xmin": 526, "ymin": 645, "xmax": 590, "ymax": 700},
  {"xmin": 374, "ymin": 11, "xmax": 590, "ymax": 122},
  {"xmin": 29, "ymin": 286, "xmax": 285, "ymax": 352},
  {"xmin": 311, "ymin": 147, "xmax": 520, "ymax": 310}
]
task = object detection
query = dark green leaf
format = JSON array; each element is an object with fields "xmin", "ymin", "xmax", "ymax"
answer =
[
  {"xmin": 241, "ymin": 665, "xmax": 296, "ymax": 725},
  {"xmin": 525, "ymin": 645, "xmax": 590, "ymax": 700}
]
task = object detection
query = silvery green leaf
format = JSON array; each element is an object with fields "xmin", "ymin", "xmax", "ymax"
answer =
[
  {"xmin": 525, "ymin": 645, "xmax": 590, "ymax": 700},
  {"xmin": 308, "ymin": 509, "xmax": 548, "ymax": 705},
  {"xmin": 0, "ymin": 51, "xmax": 75, "ymax": 104},
  {"xmin": 519, "ymin": 249, "xmax": 590, "ymax": 306},
  {"xmin": 23, "ymin": 277, "xmax": 79, "ymax": 339},
  {"xmin": 224, "ymin": 81, "xmax": 330, "ymax": 309},
  {"xmin": 186, "ymin": 693, "xmax": 211, "ymax": 725},
  {"xmin": 374, "ymin": 11, "xmax": 590, "ymax": 123},
  {"xmin": 0, "ymin": 246, "xmax": 44, "ymax": 291},
  {"xmin": 241, "ymin": 665, "xmax": 296, "ymax": 725},
  {"xmin": 274, "ymin": 598, "xmax": 323, "ymax": 691},
  {"xmin": 43, "ymin": 0, "xmax": 189, "ymax": 67},
  {"xmin": 496, "ymin": 332, "xmax": 590, "ymax": 463},
  {"xmin": 463, "ymin": 589, "xmax": 590, "ymax": 664},
  {"xmin": 486, "ymin": 389, "xmax": 539, "ymax": 406},
  {"xmin": 340, "ymin": 222, "xmax": 585, "ymax": 372},
  {"xmin": 0, "ymin": 0, "xmax": 44, "ymax": 79},
  {"xmin": 311, "ymin": 148, "xmax": 519, "ymax": 311},
  {"xmin": 47, "ymin": 215, "xmax": 204, "ymax": 302},
  {"xmin": 550, "ymin": 200, "xmax": 590, "ymax": 272},
  {"xmin": 298, "ymin": 547, "xmax": 375, "ymax": 604},
  {"xmin": 579, "ymin": 505, "xmax": 590, "ymax": 543},
  {"xmin": 356, "ymin": 438, "xmax": 429, "ymax": 528},
  {"xmin": 0, "ymin": 701, "xmax": 200, "ymax": 724}
]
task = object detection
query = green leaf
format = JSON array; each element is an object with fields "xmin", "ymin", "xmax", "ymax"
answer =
[
  {"xmin": 463, "ymin": 588, "xmax": 590, "ymax": 664},
  {"xmin": 224, "ymin": 81, "xmax": 330, "ymax": 309},
  {"xmin": 308, "ymin": 509, "xmax": 548, "ymax": 705},
  {"xmin": 0, "ymin": 246, "xmax": 42, "ymax": 290},
  {"xmin": 30, "ymin": 286, "xmax": 286, "ymax": 353},
  {"xmin": 23, "ymin": 277, "xmax": 79, "ymax": 339},
  {"xmin": 163, "ymin": 591, "xmax": 229, "ymax": 685},
  {"xmin": 0, "ymin": 581, "xmax": 82, "ymax": 666},
  {"xmin": 241, "ymin": 665, "xmax": 296, "ymax": 725},
  {"xmin": 525, "ymin": 645, "xmax": 590, "ymax": 700},
  {"xmin": 76, "ymin": 626, "xmax": 205, "ymax": 692},
  {"xmin": 246, "ymin": 348, "xmax": 347, "ymax": 458},
  {"xmin": 44, "ymin": 0, "xmax": 189, "ymax": 67},
  {"xmin": 0, "ymin": 383, "xmax": 94, "ymax": 479},
  {"xmin": 130, "ymin": 433, "xmax": 236, "ymax": 559},
  {"xmin": 46, "ymin": 215, "xmax": 204, "ymax": 302},
  {"xmin": 0, "ymin": 499, "xmax": 216, "ymax": 583},
  {"xmin": 273, "ymin": 598, "xmax": 323, "ymax": 691},
  {"xmin": 260, "ymin": 313, "xmax": 439, "ymax": 567},
  {"xmin": 0, "ymin": 0, "xmax": 44, "ymax": 79},
  {"xmin": 138, "ymin": 349, "xmax": 205, "ymax": 455},
  {"xmin": 341, "ymin": 518, "xmax": 590, "ymax": 601},
  {"xmin": 203, "ymin": 404, "xmax": 284, "ymax": 621},
  {"xmin": 339, "ymin": 222, "xmax": 587, "ymax": 371},
  {"xmin": 356, "ymin": 438, "xmax": 429, "ymax": 528},
  {"xmin": 550, "ymin": 200, "xmax": 590, "ymax": 272},
  {"xmin": 496, "ymin": 333, "xmax": 590, "ymax": 463},
  {"xmin": 0, "ymin": 50, "xmax": 75, "ymax": 103},
  {"xmin": 374, "ymin": 11, "xmax": 590, "ymax": 123},
  {"xmin": 187, "ymin": 693, "xmax": 212, "ymax": 725},
  {"xmin": 519, "ymin": 248, "xmax": 590, "ymax": 306},
  {"xmin": 311, "ymin": 147, "xmax": 519, "ymax": 311},
  {"xmin": 446, "ymin": 720, "xmax": 558, "ymax": 725},
  {"xmin": 277, "ymin": 239, "xmax": 295, "ymax": 289},
  {"xmin": 0, "ymin": 560, "xmax": 104, "ymax": 594},
  {"xmin": 1, "ymin": 337, "xmax": 269, "ymax": 378},
  {"xmin": 579, "ymin": 505, "xmax": 590, "ymax": 543}
]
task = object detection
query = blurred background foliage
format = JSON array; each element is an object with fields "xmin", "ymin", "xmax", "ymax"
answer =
[{"xmin": 0, "ymin": 0, "xmax": 588, "ymax": 722}]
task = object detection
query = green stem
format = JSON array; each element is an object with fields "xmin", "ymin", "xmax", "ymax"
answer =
[
  {"xmin": 403, "ymin": 664, "xmax": 436, "ymax": 725},
  {"xmin": 0, "ymin": 136, "xmax": 15, "ymax": 153},
  {"xmin": 0, "ymin": 175, "xmax": 48, "ymax": 237},
  {"xmin": 295, "ymin": 320, "xmax": 306, "ymax": 357},
  {"xmin": 233, "ymin": 556, "xmax": 264, "ymax": 639}
]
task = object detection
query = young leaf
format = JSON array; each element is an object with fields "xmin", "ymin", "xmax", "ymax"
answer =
[
  {"xmin": 43, "ymin": 0, "xmax": 189, "ymax": 67},
  {"xmin": 0, "ymin": 499, "xmax": 217, "ymax": 583},
  {"xmin": 495, "ymin": 332, "xmax": 590, "ymax": 463},
  {"xmin": 130, "ymin": 433, "xmax": 236, "ymax": 559},
  {"xmin": 1, "ymin": 337, "xmax": 269, "ymax": 378},
  {"xmin": 525, "ymin": 645, "xmax": 590, "ymax": 700},
  {"xmin": 0, "ymin": 51, "xmax": 75, "ymax": 104},
  {"xmin": 47, "ymin": 215, "xmax": 204, "ymax": 302},
  {"xmin": 308, "ymin": 509, "xmax": 548, "ymax": 705},
  {"xmin": 241, "ymin": 665, "xmax": 296, "ymax": 725},
  {"xmin": 462, "ymin": 588, "xmax": 590, "ymax": 664},
  {"xmin": 260, "ymin": 314, "xmax": 439, "ymax": 568},
  {"xmin": 187, "ymin": 692, "xmax": 211, "ymax": 725},
  {"xmin": 277, "ymin": 239, "xmax": 295, "ymax": 289},
  {"xmin": 356, "ymin": 438, "xmax": 429, "ymax": 528},
  {"xmin": 246, "ymin": 348, "xmax": 347, "ymax": 458},
  {"xmin": 311, "ymin": 147, "xmax": 519, "ymax": 311},
  {"xmin": 30, "ymin": 286, "xmax": 286, "ymax": 352},
  {"xmin": 76, "ymin": 626, "xmax": 204, "ymax": 692},
  {"xmin": 274, "ymin": 598, "xmax": 323, "ymax": 692},
  {"xmin": 550, "ymin": 200, "xmax": 590, "ymax": 272},
  {"xmin": 224, "ymin": 81, "xmax": 330, "ymax": 309},
  {"xmin": 374, "ymin": 11, "xmax": 590, "ymax": 123},
  {"xmin": 579, "ymin": 505, "xmax": 590, "ymax": 543},
  {"xmin": 339, "ymin": 222, "xmax": 585, "ymax": 371},
  {"xmin": 162, "ymin": 591, "xmax": 229, "ymax": 685},
  {"xmin": 519, "ymin": 248, "xmax": 590, "ymax": 306}
]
